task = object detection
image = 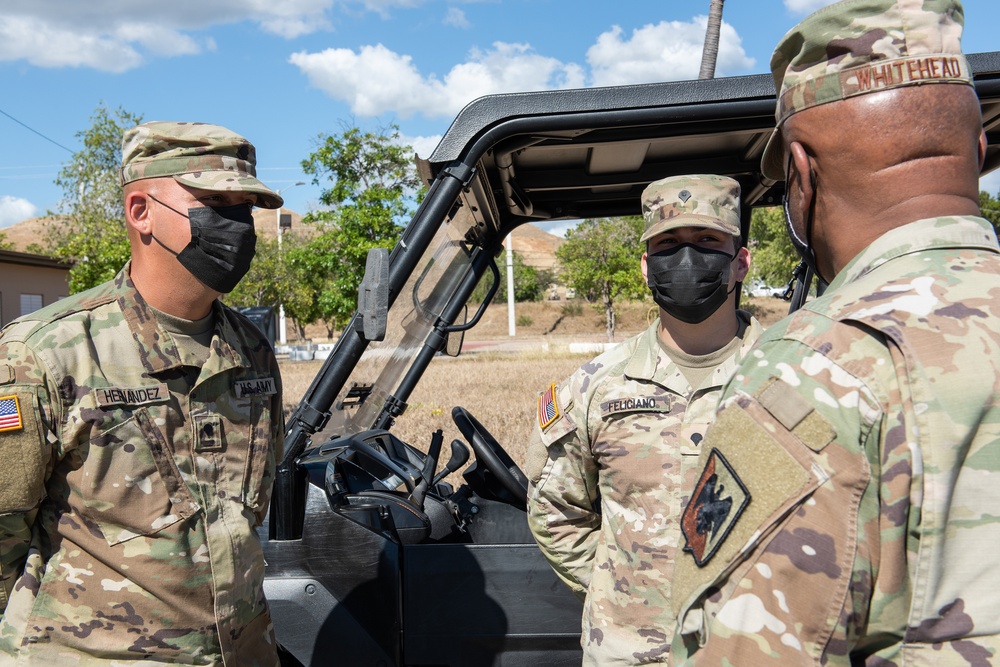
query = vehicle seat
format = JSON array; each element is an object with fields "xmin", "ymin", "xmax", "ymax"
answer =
[{"xmin": 339, "ymin": 490, "xmax": 431, "ymax": 544}]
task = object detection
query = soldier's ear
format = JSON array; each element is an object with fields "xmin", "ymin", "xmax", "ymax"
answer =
[
  {"xmin": 788, "ymin": 141, "xmax": 814, "ymax": 204},
  {"xmin": 733, "ymin": 247, "xmax": 750, "ymax": 283},
  {"xmin": 124, "ymin": 190, "xmax": 152, "ymax": 236},
  {"xmin": 978, "ymin": 130, "xmax": 988, "ymax": 171}
]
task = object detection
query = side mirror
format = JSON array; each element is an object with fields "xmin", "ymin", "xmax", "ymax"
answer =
[{"xmin": 357, "ymin": 248, "xmax": 389, "ymax": 341}]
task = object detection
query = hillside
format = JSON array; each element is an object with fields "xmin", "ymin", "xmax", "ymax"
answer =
[
  {"xmin": 2, "ymin": 208, "xmax": 310, "ymax": 254},
  {"xmin": 2, "ymin": 216, "xmax": 65, "ymax": 253},
  {"xmin": 5, "ymin": 212, "xmax": 556, "ymax": 256},
  {"xmin": 507, "ymin": 223, "xmax": 563, "ymax": 271}
]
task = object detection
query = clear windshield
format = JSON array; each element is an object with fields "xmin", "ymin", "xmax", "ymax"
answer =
[{"xmin": 318, "ymin": 209, "xmax": 481, "ymax": 439}]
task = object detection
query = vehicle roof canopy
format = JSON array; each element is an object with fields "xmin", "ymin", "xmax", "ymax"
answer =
[{"xmin": 418, "ymin": 52, "xmax": 1000, "ymax": 241}]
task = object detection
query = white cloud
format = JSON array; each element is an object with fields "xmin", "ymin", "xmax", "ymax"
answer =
[
  {"xmin": 0, "ymin": 0, "xmax": 335, "ymax": 71},
  {"xmin": 290, "ymin": 41, "xmax": 586, "ymax": 119},
  {"xmin": 0, "ymin": 196, "xmax": 39, "ymax": 229},
  {"xmin": 587, "ymin": 18, "xmax": 755, "ymax": 87},
  {"xmin": 400, "ymin": 134, "xmax": 444, "ymax": 160},
  {"xmin": 783, "ymin": 0, "xmax": 839, "ymax": 15},
  {"xmin": 444, "ymin": 7, "xmax": 470, "ymax": 29},
  {"xmin": 0, "ymin": 15, "xmax": 144, "ymax": 72},
  {"xmin": 533, "ymin": 220, "xmax": 579, "ymax": 239},
  {"xmin": 358, "ymin": 0, "xmax": 424, "ymax": 19}
]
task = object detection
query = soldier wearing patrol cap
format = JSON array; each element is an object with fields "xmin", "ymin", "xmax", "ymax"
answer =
[
  {"xmin": 526, "ymin": 174, "xmax": 763, "ymax": 665},
  {"xmin": 0, "ymin": 121, "xmax": 284, "ymax": 665},
  {"xmin": 670, "ymin": 1, "xmax": 1000, "ymax": 665}
]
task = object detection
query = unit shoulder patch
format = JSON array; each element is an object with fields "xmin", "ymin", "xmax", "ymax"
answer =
[{"xmin": 681, "ymin": 448, "xmax": 751, "ymax": 567}]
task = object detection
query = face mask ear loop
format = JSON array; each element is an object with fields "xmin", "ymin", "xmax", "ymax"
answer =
[
  {"xmin": 150, "ymin": 233, "xmax": 181, "ymax": 257},
  {"xmin": 144, "ymin": 194, "xmax": 188, "ymax": 257},
  {"xmin": 805, "ymin": 167, "xmax": 823, "ymax": 283}
]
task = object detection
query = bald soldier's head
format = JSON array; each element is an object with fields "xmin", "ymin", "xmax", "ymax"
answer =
[{"xmin": 767, "ymin": 0, "xmax": 985, "ymax": 281}]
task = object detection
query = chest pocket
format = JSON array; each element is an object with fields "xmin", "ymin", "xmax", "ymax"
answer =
[
  {"xmin": 75, "ymin": 407, "xmax": 200, "ymax": 546},
  {"xmin": 592, "ymin": 392, "xmax": 676, "ymax": 490}
]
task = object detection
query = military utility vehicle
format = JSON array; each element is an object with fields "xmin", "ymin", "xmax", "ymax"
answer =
[{"xmin": 262, "ymin": 52, "xmax": 1000, "ymax": 666}]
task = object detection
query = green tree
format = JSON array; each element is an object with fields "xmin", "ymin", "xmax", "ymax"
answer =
[
  {"xmin": 747, "ymin": 206, "xmax": 798, "ymax": 288},
  {"xmin": 46, "ymin": 105, "xmax": 142, "ymax": 293},
  {"xmin": 556, "ymin": 216, "xmax": 647, "ymax": 341},
  {"xmin": 296, "ymin": 123, "xmax": 420, "ymax": 334},
  {"xmin": 979, "ymin": 189, "xmax": 1000, "ymax": 234},
  {"xmin": 226, "ymin": 235, "xmax": 283, "ymax": 308},
  {"xmin": 0, "ymin": 232, "xmax": 12, "ymax": 251},
  {"xmin": 471, "ymin": 250, "xmax": 545, "ymax": 303}
]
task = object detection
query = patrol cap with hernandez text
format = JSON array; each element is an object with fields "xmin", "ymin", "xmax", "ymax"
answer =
[
  {"xmin": 761, "ymin": 0, "xmax": 972, "ymax": 180},
  {"xmin": 640, "ymin": 174, "xmax": 741, "ymax": 243},
  {"xmin": 120, "ymin": 121, "xmax": 283, "ymax": 209}
]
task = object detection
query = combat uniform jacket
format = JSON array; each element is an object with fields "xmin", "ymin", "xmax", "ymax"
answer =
[
  {"xmin": 671, "ymin": 216, "xmax": 1000, "ymax": 666},
  {"xmin": 0, "ymin": 263, "xmax": 283, "ymax": 666},
  {"xmin": 526, "ymin": 314, "xmax": 763, "ymax": 666}
]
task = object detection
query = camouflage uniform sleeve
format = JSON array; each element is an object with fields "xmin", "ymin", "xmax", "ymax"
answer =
[
  {"xmin": 526, "ymin": 380, "xmax": 600, "ymax": 599},
  {"xmin": 0, "ymin": 339, "xmax": 61, "ymax": 615},
  {"xmin": 670, "ymin": 323, "xmax": 890, "ymax": 665}
]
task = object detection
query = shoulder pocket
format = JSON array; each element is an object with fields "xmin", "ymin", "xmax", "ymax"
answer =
[
  {"xmin": 0, "ymin": 387, "xmax": 49, "ymax": 513},
  {"xmin": 672, "ymin": 387, "xmax": 829, "ymax": 625}
]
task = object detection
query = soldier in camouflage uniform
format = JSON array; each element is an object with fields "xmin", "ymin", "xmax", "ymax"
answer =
[
  {"xmin": 526, "ymin": 175, "xmax": 764, "ymax": 665},
  {"xmin": 0, "ymin": 122, "xmax": 285, "ymax": 665},
  {"xmin": 670, "ymin": 1, "xmax": 1000, "ymax": 664}
]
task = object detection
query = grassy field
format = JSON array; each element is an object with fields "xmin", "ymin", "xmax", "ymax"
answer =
[{"xmin": 279, "ymin": 296, "xmax": 790, "ymax": 477}]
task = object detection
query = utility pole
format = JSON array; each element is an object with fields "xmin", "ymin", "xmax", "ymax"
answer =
[
  {"xmin": 275, "ymin": 181, "xmax": 305, "ymax": 344},
  {"xmin": 506, "ymin": 234, "xmax": 516, "ymax": 337}
]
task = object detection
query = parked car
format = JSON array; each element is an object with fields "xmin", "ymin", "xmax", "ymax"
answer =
[
  {"xmin": 747, "ymin": 280, "xmax": 787, "ymax": 298},
  {"xmin": 262, "ymin": 51, "xmax": 1000, "ymax": 667}
]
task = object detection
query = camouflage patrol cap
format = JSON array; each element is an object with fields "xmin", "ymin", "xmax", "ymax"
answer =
[
  {"xmin": 120, "ymin": 121, "xmax": 283, "ymax": 209},
  {"xmin": 761, "ymin": 0, "xmax": 972, "ymax": 180},
  {"xmin": 640, "ymin": 174, "xmax": 741, "ymax": 243}
]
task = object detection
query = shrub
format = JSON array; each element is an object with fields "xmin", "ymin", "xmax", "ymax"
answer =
[{"xmin": 561, "ymin": 302, "xmax": 583, "ymax": 317}]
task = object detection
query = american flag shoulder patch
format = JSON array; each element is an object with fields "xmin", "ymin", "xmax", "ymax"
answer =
[
  {"xmin": 0, "ymin": 394, "xmax": 24, "ymax": 433},
  {"xmin": 538, "ymin": 382, "xmax": 560, "ymax": 430}
]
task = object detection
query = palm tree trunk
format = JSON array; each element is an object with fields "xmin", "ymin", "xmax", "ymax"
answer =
[{"xmin": 699, "ymin": 0, "xmax": 725, "ymax": 79}]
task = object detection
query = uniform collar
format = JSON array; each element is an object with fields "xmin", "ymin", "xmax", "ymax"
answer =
[
  {"xmin": 829, "ymin": 215, "xmax": 1000, "ymax": 291},
  {"xmin": 624, "ymin": 313, "xmax": 763, "ymax": 393},
  {"xmin": 114, "ymin": 261, "xmax": 251, "ymax": 375}
]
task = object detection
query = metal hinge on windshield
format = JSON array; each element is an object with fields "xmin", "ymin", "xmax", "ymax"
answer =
[{"xmin": 337, "ymin": 383, "xmax": 373, "ymax": 409}]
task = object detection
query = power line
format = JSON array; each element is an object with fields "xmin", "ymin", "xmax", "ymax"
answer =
[{"xmin": 0, "ymin": 107, "xmax": 74, "ymax": 154}]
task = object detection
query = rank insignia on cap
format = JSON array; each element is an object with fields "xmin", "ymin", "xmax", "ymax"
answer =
[
  {"xmin": 0, "ymin": 395, "xmax": 24, "ymax": 432},
  {"xmin": 681, "ymin": 448, "xmax": 750, "ymax": 567},
  {"xmin": 538, "ymin": 382, "xmax": 560, "ymax": 430}
]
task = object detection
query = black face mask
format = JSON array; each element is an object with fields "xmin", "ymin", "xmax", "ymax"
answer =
[
  {"xmin": 646, "ymin": 243, "xmax": 735, "ymax": 324},
  {"xmin": 148, "ymin": 196, "xmax": 257, "ymax": 294}
]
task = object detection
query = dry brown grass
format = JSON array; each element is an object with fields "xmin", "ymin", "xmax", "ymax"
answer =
[
  {"xmin": 278, "ymin": 297, "xmax": 791, "ymax": 481},
  {"xmin": 278, "ymin": 350, "xmax": 591, "ymax": 475}
]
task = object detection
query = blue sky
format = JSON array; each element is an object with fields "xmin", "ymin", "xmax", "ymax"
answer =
[{"xmin": 2, "ymin": 0, "xmax": 999, "ymax": 235}]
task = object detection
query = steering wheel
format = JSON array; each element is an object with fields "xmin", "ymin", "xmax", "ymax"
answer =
[{"xmin": 451, "ymin": 406, "xmax": 528, "ymax": 506}]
